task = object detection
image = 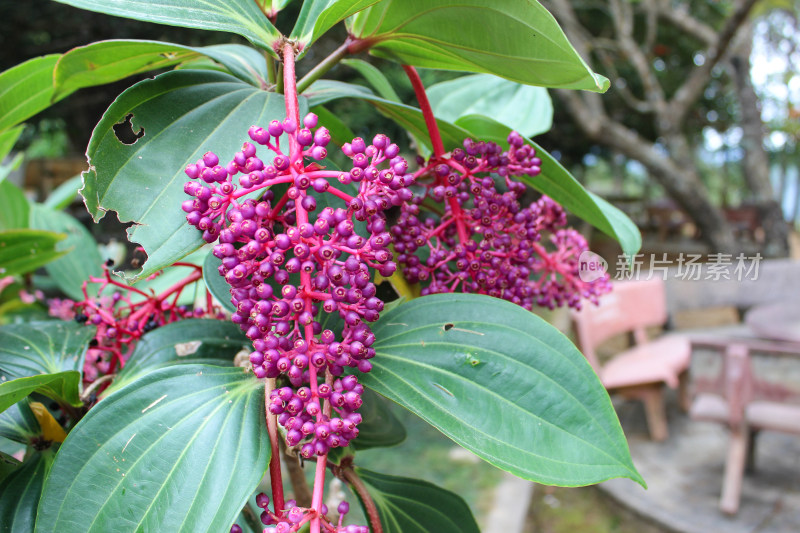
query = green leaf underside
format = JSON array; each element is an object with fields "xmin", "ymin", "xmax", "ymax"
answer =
[
  {"xmin": 355, "ymin": 467, "xmax": 480, "ymax": 533},
  {"xmin": 0, "ymin": 399, "xmax": 42, "ymax": 444},
  {"xmin": 0, "ymin": 451, "xmax": 54, "ymax": 532},
  {"xmin": 35, "ymin": 365, "xmax": 269, "ymax": 533},
  {"xmin": 29, "ymin": 204, "xmax": 103, "ymax": 301},
  {"xmin": 351, "ymin": 389, "xmax": 406, "ymax": 450},
  {"xmin": 105, "ymin": 319, "xmax": 248, "ymax": 395},
  {"xmin": 0, "ymin": 320, "xmax": 94, "ymax": 379},
  {"xmin": 0, "ymin": 372, "xmax": 83, "ymax": 413},
  {"xmin": 426, "ymin": 74, "xmax": 553, "ymax": 138},
  {"xmin": 0, "ymin": 180, "xmax": 30, "ymax": 231},
  {"xmin": 55, "ymin": 40, "xmax": 268, "ymax": 97},
  {"xmin": 291, "ymin": 0, "xmax": 380, "ymax": 51},
  {"xmin": 340, "ymin": 58, "xmax": 401, "ymax": 102},
  {"xmin": 53, "ymin": 0, "xmax": 281, "ymax": 53},
  {"xmin": 365, "ymin": 294, "xmax": 644, "ymax": 487},
  {"xmin": 81, "ymin": 70, "xmax": 300, "ymax": 281},
  {"xmin": 303, "ymin": 80, "xmax": 640, "ymax": 255},
  {"xmin": 0, "ymin": 55, "xmax": 60, "ymax": 132},
  {"xmin": 348, "ymin": 0, "xmax": 609, "ymax": 92},
  {"xmin": 0, "ymin": 229, "xmax": 66, "ymax": 278},
  {"xmin": 452, "ymin": 114, "xmax": 642, "ymax": 257}
]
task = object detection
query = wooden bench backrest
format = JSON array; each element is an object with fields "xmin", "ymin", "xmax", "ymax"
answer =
[{"xmin": 572, "ymin": 278, "xmax": 668, "ymax": 371}]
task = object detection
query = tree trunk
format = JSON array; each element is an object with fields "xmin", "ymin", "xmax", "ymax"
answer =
[{"xmin": 729, "ymin": 22, "xmax": 790, "ymax": 257}]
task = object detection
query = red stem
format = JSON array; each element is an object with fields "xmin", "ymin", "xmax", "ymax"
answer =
[{"xmin": 402, "ymin": 65, "xmax": 445, "ymax": 158}]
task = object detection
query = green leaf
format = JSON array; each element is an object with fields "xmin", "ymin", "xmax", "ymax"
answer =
[
  {"xmin": 0, "ymin": 55, "xmax": 59, "ymax": 132},
  {"xmin": 54, "ymin": 40, "xmax": 269, "ymax": 97},
  {"xmin": 351, "ymin": 389, "xmax": 406, "ymax": 450},
  {"xmin": 0, "ymin": 230, "xmax": 66, "ymax": 277},
  {"xmin": 203, "ymin": 254, "xmax": 236, "ymax": 314},
  {"xmin": 451, "ymin": 115, "xmax": 642, "ymax": 257},
  {"xmin": 354, "ymin": 467, "xmax": 480, "ymax": 533},
  {"xmin": 291, "ymin": 0, "xmax": 380, "ymax": 51},
  {"xmin": 364, "ymin": 294, "xmax": 645, "ymax": 487},
  {"xmin": 0, "ymin": 320, "xmax": 94, "ymax": 379},
  {"xmin": 36, "ymin": 365, "xmax": 269, "ymax": 533},
  {"xmin": 82, "ymin": 70, "xmax": 295, "ymax": 281},
  {"xmin": 105, "ymin": 319, "xmax": 248, "ymax": 395},
  {"xmin": 0, "ymin": 125, "xmax": 24, "ymax": 162},
  {"xmin": 347, "ymin": 0, "xmax": 609, "ymax": 92},
  {"xmin": 0, "ymin": 372, "xmax": 82, "ymax": 413},
  {"xmin": 42, "ymin": 175, "xmax": 82, "ymax": 211},
  {"xmin": 0, "ymin": 179, "xmax": 29, "ymax": 231},
  {"xmin": 53, "ymin": 0, "xmax": 281, "ymax": 53},
  {"xmin": 341, "ymin": 58, "xmax": 401, "ymax": 102},
  {"xmin": 304, "ymin": 80, "xmax": 468, "ymax": 151},
  {"xmin": 427, "ymin": 74, "xmax": 553, "ymax": 137},
  {"xmin": 0, "ymin": 399, "xmax": 42, "ymax": 444},
  {"xmin": 29, "ymin": 205, "xmax": 103, "ymax": 301},
  {"xmin": 0, "ymin": 450, "xmax": 54, "ymax": 533}
]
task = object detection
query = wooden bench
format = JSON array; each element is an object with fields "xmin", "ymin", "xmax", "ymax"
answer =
[
  {"xmin": 572, "ymin": 278, "xmax": 691, "ymax": 441},
  {"xmin": 689, "ymin": 338, "xmax": 800, "ymax": 514}
]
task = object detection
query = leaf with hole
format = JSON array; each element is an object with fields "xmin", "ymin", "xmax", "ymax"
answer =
[
  {"xmin": 35, "ymin": 365, "xmax": 269, "ymax": 533},
  {"xmin": 353, "ymin": 467, "xmax": 480, "ymax": 533},
  {"xmin": 81, "ymin": 70, "xmax": 299, "ymax": 281},
  {"xmin": 347, "ymin": 0, "xmax": 609, "ymax": 92},
  {"xmin": 363, "ymin": 293, "xmax": 645, "ymax": 487},
  {"xmin": 104, "ymin": 319, "xmax": 248, "ymax": 395},
  {"xmin": 53, "ymin": 0, "xmax": 281, "ymax": 52}
]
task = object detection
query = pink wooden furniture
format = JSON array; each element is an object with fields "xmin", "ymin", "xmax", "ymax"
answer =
[
  {"xmin": 690, "ymin": 338, "xmax": 800, "ymax": 514},
  {"xmin": 571, "ymin": 278, "xmax": 691, "ymax": 441}
]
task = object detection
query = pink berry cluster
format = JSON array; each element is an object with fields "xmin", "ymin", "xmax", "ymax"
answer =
[
  {"xmin": 50, "ymin": 262, "xmax": 220, "ymax": 383},
  {"xmin": 230, "ymin": 493, "xmax": 365, "ymax": 533},
  {"xmin": 393, "ymin": 131, "xmax": 611, "ymax": 310},
  {"xmin": 182, "ymin": 113, "xmax": 413, "ymax": 459}
]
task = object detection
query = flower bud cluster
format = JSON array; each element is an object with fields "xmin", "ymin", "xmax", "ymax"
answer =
[
  {"xmin": 393, "ymin": 132, "xmax": 610, "ymax": 310},
  {"xmin": 182, "ymin": 113, "xmax": 413, "ymax": 456},
  {"xmin": 245, "ymin": 492, "xmax": 365, "ymax": 533}
]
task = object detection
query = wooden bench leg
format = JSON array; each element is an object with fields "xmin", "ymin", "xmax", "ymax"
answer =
[
  {"xmin": 642, "ymin": 387, "xmax": 668, "ymax": 441},
  {"xmin": 678, "ymin": 370, "xmax": 691, "ymax": 413},
  {"xmin": 745, "ymin": 429, "xmax": 759, "ymax": 474},
  {"xmin": 720, "ymin": 425, "xmax": 749, "ymax": 515}
]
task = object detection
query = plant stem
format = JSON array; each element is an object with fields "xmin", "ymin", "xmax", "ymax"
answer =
[
  {"xmin": 341, "ymin": 467, "xmax": 383, "ymax": 533},
  {"xmin": 402, "ymin": 65, "xmax": 445, "ymax": 158},
  {"xmin": 267, "ymin": 53, "xmax": 277, "ymax": 85},
  {"xmin": 280, "ymin": 440, "xmax": 313, "ymax": 507},
  {"xmin": 265, "ymin": 378, "xmax": 286, "ymax": 515},
  {"xmin": 296, "ymin": 41, "xmax": 350, "ymax": 93}
]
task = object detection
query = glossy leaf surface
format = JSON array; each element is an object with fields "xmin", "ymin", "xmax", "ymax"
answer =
[
  {"xmin": 291, "ymin": 0, "xmax": 379, "ymax": 51},
  {"xmin": 0, "ymin": 320, "xmax": 93, "ymax": 379},
  {"xmin": 354, "ymin": 467, "xmax": 480, "ymax": 533},
  {"xmin": 0, "ymin": 399, "xmax": 41, "ymax": 444},
  {"xmin": 365, "ymin": 294, "xmax": 644, "ymax": 487},
  {"xmin": 81, "ymin": 70, "xmax": 292, "ymax": 281},
  {"xmin": 426, "ymin": 74, "xmax": 553, "ymax": 137},
  {"xmin": 53, "ymin": 0, "xmax": 281, "ymax": 52},
  {"xmin": 0, "ymin": 179, "xmax": 29, "ymax": 231},
  {"xmin": 36, "ymin": 365, "xmax": 269, "ymax": 533},
  {"xmin": 0, "ymin": 55, "xmax": 60, "ymax": 132},
  {"xmin": 0, "ymin": 372, "xmax": 82, "ymax": 414},
  {"xmin": 351, "ymin": 389, "xmax": 406, "ymax": 450},
  {"xmin": 0, "ymin": 125, "xmax": 24, "ymax": 162},
  {"xmin": 348, "ymin": 0, "xmax": 609, "ymax": 92},
  {"xmin": 105, "ymin": 319, "xmax": 248, "ymax": 395}
]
